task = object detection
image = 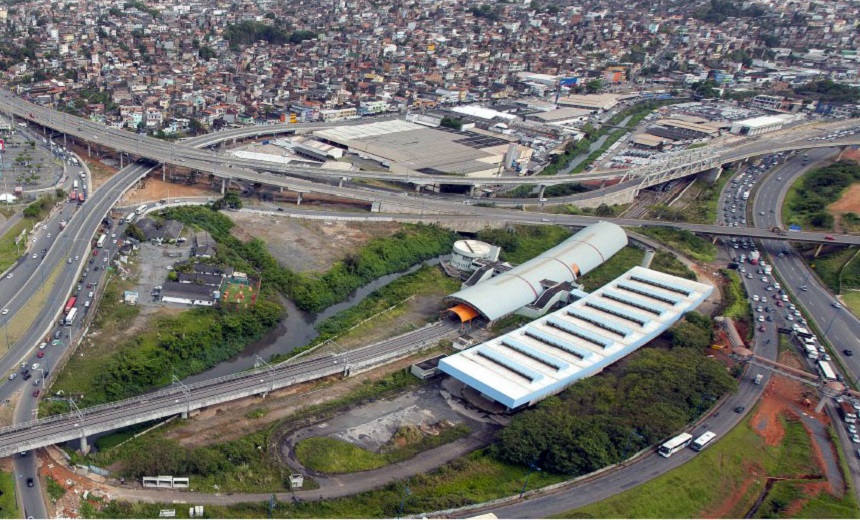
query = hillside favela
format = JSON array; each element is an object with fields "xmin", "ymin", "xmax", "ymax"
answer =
[{"xmin": 2, "ymin": 0, "xmax": 860, "ymax": 518}]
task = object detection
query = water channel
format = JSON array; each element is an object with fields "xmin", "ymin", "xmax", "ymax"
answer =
[{"xmin": 184, "ymin": 258, "xmax": 442, "ymax": 383}]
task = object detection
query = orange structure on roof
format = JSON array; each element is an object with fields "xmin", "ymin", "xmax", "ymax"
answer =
[{"xmin": 448, "ymin": 304, "xmax": 479, "ymax": 322}]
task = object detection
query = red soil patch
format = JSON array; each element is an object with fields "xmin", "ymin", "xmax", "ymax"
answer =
[
  {"xmin": 701, "ymin": 463, "xmax": 763, "ymax": 518},
  {"xmin": 828, "ymin": 183, "xmax": 860, "ymax": 214},
  {"xmin": 839, "ymin": 147, "xmax": 860, "ymax": 164},
  {"xmin": 784, "ymin": 481, "xmax": 831, "ymax": 516}
]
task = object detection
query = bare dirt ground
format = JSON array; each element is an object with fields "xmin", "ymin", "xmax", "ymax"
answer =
[
  {"xmin": 68, "ymin": 143, "xmax": 118, "ymax": 191},
  {"xmin": 118, "ymin": 177, "xmax": 215, "ymax": 206},
  {"xmin": 162, "ymin": 351, "xmax": 438, "ymax": 448},
  {"xmin": 228, "ymin": 213, "xmax": 404, "ymax": 273},
  {"xmin": 829, "ymin": 183, "xmax": 860, "ymax": 214},
  {"xmin": 39, "ymin": 446, "xmax": 118, "ymax": 519}
]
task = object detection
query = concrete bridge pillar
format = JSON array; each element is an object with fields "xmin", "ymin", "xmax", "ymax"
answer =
[
  {"xmin": 279, "ymin": 186, "xmax": 284, "ymax": 193},
  {"xmin": 538, "ymin": 185, "xmax": 546, "ymax": 200},
  {"xmin": 232, "ymin": 138, "xmax": 237, "ymax": 145},
  {"xmin": 119, "ymin": 152, "xmax": 123, "ymax": 169},
  {"xmin": 814, "ymin": 244, "xmax": 824, "ymax": 258},
  {"xmin": 162, "ymin": 164, "xmax": 166, "ymax": 181},
  {"xmin": 697, "ymin": 166, "xmax": 723, "ymax": 185},
  {"xmin": 338, "ymin": 177, "xmax": 345, "ymax": 188},
  {"xmin": 80, "ymin": 434, "xmax": 90, "ymax": 455},
  {"xmin": 87, "ymin": 142, "xmax": 91, "ymax": 156},
  {"xmin": 181, "ymin": 410, "xmax": 188, "ymax": 419},
  {"xmin": 63, "ymin": 133, "xmax": 66, "ymax": 148},
  {"xmin": 296, "ymin": 192, "xmax": 302, "ymax": 206},
  {"xmin": 221, "ymin": 177, "xmax": 226, "ymax": 195},
  {"xmin": 469, "ymin": 185, "xmax": 476, "ymax": 197}
]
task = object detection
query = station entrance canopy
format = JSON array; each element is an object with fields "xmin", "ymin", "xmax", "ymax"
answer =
[{"xmin": 448, "ymin": 304, "xmax": 480, "ymax": 322}]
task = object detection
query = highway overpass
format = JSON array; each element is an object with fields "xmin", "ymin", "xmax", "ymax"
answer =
[{"xmin": 3, "ymin": 90, "xmax": 860, "ymax": 191}]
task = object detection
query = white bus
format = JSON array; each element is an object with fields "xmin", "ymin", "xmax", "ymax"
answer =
[
  {"xmin": 691, "ymin": 431, "xmax": 717, "ymax": 452},
  {"xmin": 64, "ymin": 307, "xmax": 77, "ymax": 326},
  {"xmin": 817, "ymin": 360, "xmax": 837, "ymax": 381},
  {"xmin": 658, "ymin": 432, "xmax": 693, "ymax": 458},
  {"xmin": 136, "ymin": 204, "xmax": 148, "ymax": 215},
  {"xmin": 96, "ymin": 233, "xmax": 107, "ymax": 248}
]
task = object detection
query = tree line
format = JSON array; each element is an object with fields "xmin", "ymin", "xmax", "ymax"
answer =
[
  {"xmin": 163, "ymin": 206, "xmax": 456, "ymax": 313},
  {"xmin": 787, "ymin": 161, "xmax": 860, "ymax": 230}
]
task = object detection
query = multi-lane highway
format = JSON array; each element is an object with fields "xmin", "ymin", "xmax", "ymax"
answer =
[{"xmin": 4, "ymin": 89, "xmax": 860, "ymax": 190}]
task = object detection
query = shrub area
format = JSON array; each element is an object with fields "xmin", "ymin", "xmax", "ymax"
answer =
[
  {"xmin": 85, "ymin": 302, "xmax": 282, "ymax": 404},
  {"xmin": 492, "ymin": 319, "xmax": 735, "ymax": 475},
  {"xmin": 785, "ymin": 161, "xmax": 860, "ymax": 230},
  {"xmin": 164, "ymin": 206, "xmax": 456, "ymax": 312},
  {"xmin": 639, "ymin": 227, "xmax": 717, "ymax": 263},
  {"xmin": 476, "ymin": 224, "xmax": 571, "ymax": 264}
]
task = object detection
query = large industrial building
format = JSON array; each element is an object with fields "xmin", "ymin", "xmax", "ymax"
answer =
[
  {"xmin": 439, "ymin": 266, "xmax": 714, "ymax": 409},
  {"xmin": 313, "ymin": 119, "xmax": 529, "ymax": 177},
  {"xmin": 446, "ymin": 222, "xmax": 628, "ymax": 323}
]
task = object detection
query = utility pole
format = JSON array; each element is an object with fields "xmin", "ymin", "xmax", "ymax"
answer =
[
  {"xmin": 69, "ymin": 398, "xmax": 88, "ymax": 454},
  {"xmin": 172, "ymin": 374, "xmax": 192, "ymax": 419},
  {"xmin": 255, "ymin": 355, "xmax": 276, "ymax": 395}
]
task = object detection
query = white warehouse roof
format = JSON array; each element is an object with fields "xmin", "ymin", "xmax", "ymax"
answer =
[
  {"xmin": 439, "ymin": 266, "xmax": 714, "ymax": 409},
  {"xmin": 447, "ymin": 222, "xmax": 628, "ymax": 321},
  {"xmin": 733, "ymin": 114, "xmax": 793, "ymax": 129}
]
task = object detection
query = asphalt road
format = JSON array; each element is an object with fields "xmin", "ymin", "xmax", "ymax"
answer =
[{"xmin": 3, "ymin": 89, "xmax": 860, "ymax": 189}]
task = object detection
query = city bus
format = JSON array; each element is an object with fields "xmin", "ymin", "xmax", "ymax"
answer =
[
  {"xmin": 658, "ymin": 432, "xmax": 693, "ymax": 458},
  {"xmin": 691, "ymin": 431, "xmax": 717, "ymax": 452},
  {"xmin": 96, "ymin": 233, "xmax": 107, "ymax": 248},
  {"xmin": 817, "ymin": 360, "xmax": 837, "ymax": 381},
  {"xmin": 136, "ymin": 204, "xmax": 148, "ymax": 216}
]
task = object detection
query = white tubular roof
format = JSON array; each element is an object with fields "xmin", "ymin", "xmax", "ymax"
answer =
[
  {"xmin": 440, "ymin": 266, "xmax": 715, "ymax": 409},
  {"xmin": 447, "ymin": 222, "xmax": 628, "ymax": 321}
]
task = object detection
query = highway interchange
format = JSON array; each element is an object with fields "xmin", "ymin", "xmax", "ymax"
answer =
[{"xmin": 1, "ymin": 94, "xmax": 860, "ymax": 517}]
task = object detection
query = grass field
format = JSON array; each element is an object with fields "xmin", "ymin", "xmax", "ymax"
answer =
[
  {"xmin": 0, "ymin": 218, "xmax": 32, "ymax": 274},
  {"xmin": 220, "ymin": 281, "xmax": 257, "ymax": 308},
  {"xmin": 843, "ymin": 291, "xmax": 860, "ymax": 318},
  {"xmin": 295, "ymin": 424, "xmax": 471, "ymax": 474},
  {"xmin": 0, "ymin": 260, "xmax": 63, "ymax": 356},
  {"xmin": 577, "ymin": 247, "xmax": 643, "ymax": 291},
  {"xmin": 0, "ymin": 472, "xmax": 19, "ymax": 519},
  {"xmin": 721, "ymin": 269, "xmax": 749, "ymax": 321},
  {"xmin": 296, "ymin": 437, "xmax": 388, "ymax": 473},
  {"xmin": 558, "ymin": 414, "xmax": 853, "ymax": 519}
]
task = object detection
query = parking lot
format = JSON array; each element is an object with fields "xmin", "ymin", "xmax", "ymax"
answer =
[{"xmin": 133, "ymin": 241, "xmax": 191, "ymax": 307}]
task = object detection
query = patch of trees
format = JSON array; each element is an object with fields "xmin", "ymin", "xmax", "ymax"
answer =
[
  {"xmin": 22, "ymin": 196, "xmax": 55, "ymax": 219},
  {"xmin": 788, "ymin": 161, "xmax": 860, "ymax": 229},
  {"xmin": 470, "ymin": 4, "xmax": 503, "ymax": 21},
  {"xmin": 163, "ymin": 206, "xmax": 456, "ymax": 313},
  {"xmin": 695, "ymin": 0, "xmax": 766, "ymax": 24},
  {"xmin": 440, "ymin": 116, "xmax": 463, "ymax": 131},
  {"xmin": 92, "ymin": 302, "xmax": 283, "ymax": 403},
  {"xmin": 794, "ymin": 79, "xmax": 860, "ymax": 104},
  {"xmin": 493, "ymin": 315, "xmax": 734, "ymax": 475},
  {"xmin": 224, "ymin": 21, "xmax": 316, "ymax": 48}
]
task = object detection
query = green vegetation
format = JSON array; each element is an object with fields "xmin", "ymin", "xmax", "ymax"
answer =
[
  {"xmin": 0, "ymin": 472, "xmax": 19, "ymax": 518},
  {"xmin": 22, "ymin": 195, "xmax": 59, "ymax": 220},
  {"xmin": 274, "ymin": 266, "xmax": 459, "ymax": 362},
  {"xmin": 795, "ymin": 79, "xmax": 860, "ymax": 104},
  {"xmin": 93, "ymin": 421, "xmax": 160, "ymax": 452},
  {"xmin": 785, "ymin": 161, "xmax": 860, "ymax": 231},
  {"xmin": 476, "ymin": 225, "xmax": 571, "ymax": 265},
  {"xmin": 164, "ymin": 206, "xmax": 456, "ymax": 313},
  {"xmin": 224, "ymin": 21, "xmax": 315, "ymax": 48},
  {"xmin": 296, "ymin": 437, "xmax": 388, "ymax": 473},
  {"xmin": 807, "ymin": 246, "xmax": 860, "ymax": 294},
  {"xmin": 577, "ymin": 246, "xmax": 643, "ymax": 291},
  {"xmin": 52, "ymin": 302, "xmax": 282, "ymax": 406},
  {"xmin": 0, "ymin": 219, "xmax": 31, "ymax": 275},
  {"xmin": 638, "ymin": 227, "xmax": 717, "ymax": 262},
  {"xmin": 672, "ymin": 174, "xmax": 733, "ymax": 224},
  {"xmin": 721, "ymin": 268, "xmax": 749, "ymax": 320},
  {"xmin": 650, "ymin": 250, "xmax": 696, "ymax": 280},
  {"xmin": 296, "ymin": 424, "xmax": 471, "ymax": 474},
  {"xmin": 695, "ymin": 0, "xmax": 766, "ymax": 24},
  {"xmin": 843, "ymin": 291, "xmax": 860, "ymax": 318},
  {"xmin": 440, "ymin": 116, "xmax": 463, "ymax": 131},
  {"xmin": 493, "ymin": 341, "xmax": 735, "ymax": 474},
  {"xmin": 45, "ymin": 476, "xmax": 66, "ymax": 502},
  {"xmin": 561, "ymin": 414, "xmax": 837, "ymax": 519},
  {"xmin": 90, "ymin": 430, "xmax": 288, "ymax": 493}
]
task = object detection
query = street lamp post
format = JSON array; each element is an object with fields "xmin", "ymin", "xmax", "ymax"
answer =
[
  {"xmin": 397, "ymin": 485, "xmax": 411, "ymax": 518},
  {"xmin": 172, "ymin": 374, "xmax": 192, "ymax": 419},
  {"xmin": 519, "ymin": 460, "xmax": 542, "ymax": 498},
  {"xmin": 824, "ymin": 306, "xmax": 842, "ymax": 338},
  {"xmin": 255, "ymin": 355, "xmax": 276, "ymax": 394}
]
